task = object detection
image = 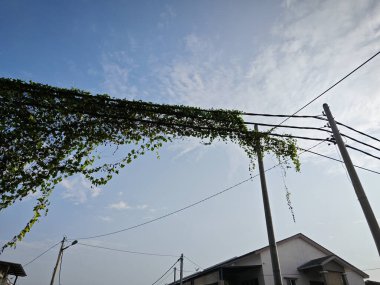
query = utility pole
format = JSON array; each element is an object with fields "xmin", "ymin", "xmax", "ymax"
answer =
[
  {"xmin": 254, "ymin": 125, "xmax": 283, "ymax": 285},
  {"xmin": 174, "ymin": 267, "xmax": 177, "ymax": 283},
  {"xmin": 323, "ymin": 103, "xmax": 380, "ymax": 255},
  {"xmin": 179, "ymin": 254, "xmax": 184, "ymax": 285},
  {"xmin": 50, "ymin": 237, "xmax": 66, "ymax": 285}
]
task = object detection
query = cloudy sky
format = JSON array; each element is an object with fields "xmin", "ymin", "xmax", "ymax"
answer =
[{"xmin": 1, "ymin": 1, "xmax": 380, "ymax": 284}]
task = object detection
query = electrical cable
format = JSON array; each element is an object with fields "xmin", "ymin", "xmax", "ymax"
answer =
[
  {"xmin": 70, "ymin": 141, "xmax": 329, "ymax": 241},
  {"xmin": 336, "ymin": 121, "xmax": 380, "ymax": 144},
  {"xmin": 341, "ymin": 133, "xmax": 380, "ymax": 152},
  {"xmin": 23, "ymin": 241, "xmax": 61, "ymax": 267},
  {"xmin": 243, "ymin": 122, "xmax": 332, "ymax": 133},
  {"xmin": 269, "ymin": 49, "xmax": 380, "ymax": 131},
  {"xmin": 297, "ymin": 148, "xmax": 380, "ymax": 175},
  {"xmin": 156, "ymin": 270, "xmax": 174, "ymax": 285},
  {"xmin": 268, "ymin": 133, "xmax": 330, "ymax": 142},
  {"xmin": 151, "ymin": 259, "xmax": 180, "ymax": 285},
  {"xmin": 346, "ymin": 145, "xmax": 380, "ymax": 161},
  {"xmin": 77, "ymin": 242, "xmax": 179, "ymax": 258},
  {"xmin": 184, "ymin": 256, "xmax": 203, "ymax": 270},
  {"xmin": 242, "ymin": 113, "xmax": 326, "ymax": 120},
  {"xmin": 68, "ymin": 139, "xmax": 380, "ymax": 243},
  {"xmin": 71, "ymin": 176, "xmax": 256, "ymax": 240}
]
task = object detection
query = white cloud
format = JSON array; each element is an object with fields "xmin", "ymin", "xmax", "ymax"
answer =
[
  {"xmin": 136, "ymin": 204, "xmax": 148, "ymax": 210},
  {"xmin": 101, "ymin": 51, "xmax": 138, "ymax": 98},
  {"xmin": 109, "ymin": 200, "xmax": 131, "ymax": 210},
  {"xmin": 60, "ymin": 175, "xmax": 102, "ymax": 204},
  {"xmin": 99, "ymin": 216, "xmax": 113, "ymax": 222},
  {"xmin": 155, "ymin": 1, "xmax": 380, "ymax": 169}
]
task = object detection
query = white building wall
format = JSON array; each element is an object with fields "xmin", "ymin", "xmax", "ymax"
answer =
[
  {"xmin": 260, "ymin": 237, "xmax": 326, "ymax": 285},
  {"xmin": 345, "ymin": 271, "xmax": 365, "ymax": 285},
  {"xmin": 258, "ymin": 237, "xmax": 365, "ymax": 285}
]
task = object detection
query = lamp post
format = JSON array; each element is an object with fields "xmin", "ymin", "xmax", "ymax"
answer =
[{"xmin": 50, "ymin": 238, "xmax": 77, "ymax": 285}]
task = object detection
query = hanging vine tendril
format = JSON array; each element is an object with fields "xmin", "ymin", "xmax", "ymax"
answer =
[{"xmin": 0, "ymin": 78, "xmax": 300, "ymax": 251}]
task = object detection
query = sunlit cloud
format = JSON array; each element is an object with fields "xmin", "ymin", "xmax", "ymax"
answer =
[
  {"xmin": 108, "ymin": 200, "xmax": 131, "ymax": 210},
  {"xmin": 60, "ymin": 175, "xmax": 102, "ymax": 204}
]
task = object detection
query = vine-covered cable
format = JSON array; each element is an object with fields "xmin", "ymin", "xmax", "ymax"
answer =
[{"xmin": 0, "ymin": 77, "xmax": 300, "ymax": 250}]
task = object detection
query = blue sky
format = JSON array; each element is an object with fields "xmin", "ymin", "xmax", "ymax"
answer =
[{"xmin": 1, "ymin": 1, "xmax": 380, "ymax": 284}]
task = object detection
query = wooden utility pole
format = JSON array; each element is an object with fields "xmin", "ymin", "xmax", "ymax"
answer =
[
  {"xmin": 179, "ymin": 254, "xmax": 184, "ymax": 285},
  {"xmin": 323, "ymin": 103, "xmax": 380, "ymax": 255},
  {"xmin": 50, "ymin": 237, "xmax": 66, "ymax": 285},
  {"xmin": 174, "ymin": 267, "xmax": 177, "ymax": 283},
  {"xmin": 254, "ymin": 125, "xmax": 283, "ymax": 285}
]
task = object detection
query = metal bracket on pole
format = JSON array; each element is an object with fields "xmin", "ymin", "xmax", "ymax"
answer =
[{"xmin": 323, "ymin": 103, "xmax": 380, "ymax": 255}]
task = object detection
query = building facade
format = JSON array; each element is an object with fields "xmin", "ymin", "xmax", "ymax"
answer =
[{"xmin": 170, "ymin": 234, "xmax": 369, "ymax": 285}]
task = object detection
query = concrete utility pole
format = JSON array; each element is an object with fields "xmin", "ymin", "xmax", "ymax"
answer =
[
  {"xmin": 254, "ymin": 125, "xmax": 283, "ymax": 285},
  {"xmin": 323, "ymin": 103, "xmax": 380, "ymax": 255},
  {"xmin": 50, "ymin": 237, "xmax": 66, "ymax": 285},
  {"xmin": 179, "ymin": 254, "xmax": 184, "ymax": 285}
]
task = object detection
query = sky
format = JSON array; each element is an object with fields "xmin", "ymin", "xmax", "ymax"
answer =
[{"xmin": 1, "ymin": 1, "xmax": 380, "ymax": 284}]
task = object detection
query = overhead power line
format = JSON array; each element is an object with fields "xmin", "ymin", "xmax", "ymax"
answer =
[
  {"xmin": 70, "ymin": 141, "xmax": 326, "ymax": 241},
  {"xmin": 77, "ymin": 242, "xmax": 178, "ymax": 258},
  {"xmin": 72, "ymin": 177, "xmax": 256, "ymax": 240},
  {"xmin": 270, "ymin": 49, "xmax": 380, "ymax": 130},
  {"xmin": 298, "ymin": 148, "xmax": 380, "ymax": 175},
  {"xmin": 151, "ymin": 259, "xmax": 180, "ymax": 285},
  {"xmin": 244, "ymin": 122, "xmax": 332, "ymax": 133},
  {"xmin": 346, "ymin": 145, "xmax": 380, "ymax": 161},
  {"xmin": 242, "ymin": 113, "xmax": 326, "ymax": 120},
  {"xmin": 184, "ymin": 256, "xmax": 203, "ymax": 270},
  {"xmin": 336, "ymin": 121, "xmax": 380, "ymax": 144},
  {"xmin": 23, "ymin": 241, "xmax": 61, "ymax": 267},
  {"xmin": 341, "ymin": 133, "xmax": 380, "ymax": 152},
  {"xmin": 68, "ymin": 138, "xmax": 380, "ymax": 242}
]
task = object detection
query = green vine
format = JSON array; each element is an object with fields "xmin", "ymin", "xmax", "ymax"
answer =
[{"xmin": 0, "ymin": 78, "xmax": 300, "ymax": 251}]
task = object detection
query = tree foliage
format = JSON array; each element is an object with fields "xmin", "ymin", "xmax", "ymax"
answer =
[{"xmin": 0, "ymin": 78, "xmax": 300, "ymax": 250}]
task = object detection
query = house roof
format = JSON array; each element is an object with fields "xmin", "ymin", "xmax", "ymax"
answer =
[
  {"xmin": 168, "ymin": 233, "xmax": 368, "ymax": 284},
  {"xmin": 298, "ymin": 255, "xmax": 334, "ymax": 270},
  {"xmin": 0, "ymin": 261, "xmax": 26, "ymax": 277},
  {"xmin": 298, "ymin": 255, "xmax": 369, "ymax": 278}
]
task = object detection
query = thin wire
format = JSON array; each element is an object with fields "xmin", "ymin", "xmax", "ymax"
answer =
[
  {"xmin": 156, "ymin": 270, "xmax": 174, "ymax": 285},
  {"xmin": 336, "ymin": 121, "xmax": 380, "ymax": 144},
  {"xmin": 270, "ymin": 49, "xmax": 380, "ymax": 130},
  {"xmin": 243, "ymin": 122, "xmax": 332, "ymax": 133},
  {"xmin": 268, "ymin": 133, "xmax": 330, "ymax": 142},
  {"xmin": 242, "ymin": 113, "xmax": 326, "ymax": 120},
  {"xmin": 71, "ymin": 141, "xmax": 329, "ymax": 241},
  {"xmin": 334, "ymin": 144, "xmax": 353, "ymax": 186},
  {"xmin": 346, "ymin": 145, "xmax": 380, "ymax": 161},
  {"xmin": 341, "ymin": 133, "xmax": 380, "ymax": 152},
  {"xmin": 151, "ymin": 259, "xmax": 180, "ymax": 285},
  {"xmin": 184, "ymin": 256, "xmax": 203, "ymax": 270},
  {"xmin": 23, "ymin": 241, "xmax": 61, "ymax": 267},
  {"xmin": 72, "ymin": 177, "xmax": 257, "ymax": 240},
  {"xmin": 298, "ymin": 148, "xmax": 380, "ymax": 175},
  {"xmin": 77, "ymin": 242, "xmax": 178, "ymax": 257}
]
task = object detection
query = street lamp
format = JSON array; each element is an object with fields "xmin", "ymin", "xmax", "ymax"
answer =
[{"xmin": 50, "ymin": 238, "xmax": 77, "ymax": 285}]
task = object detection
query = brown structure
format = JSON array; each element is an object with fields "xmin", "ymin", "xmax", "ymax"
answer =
[{"xmin": 0, "ymin": 261, "xmax": 26, "ymax": 285}]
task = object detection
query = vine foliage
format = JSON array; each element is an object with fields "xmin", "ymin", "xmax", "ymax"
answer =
[{"xmin": 0, "ymin": 78, "xmax": 300, "ymax": 250}]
